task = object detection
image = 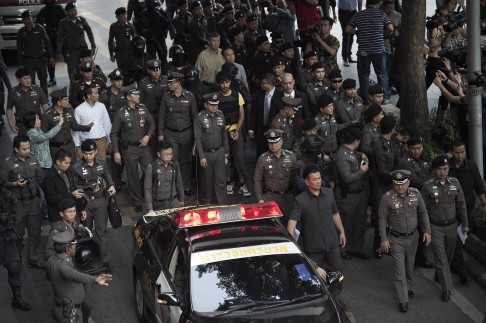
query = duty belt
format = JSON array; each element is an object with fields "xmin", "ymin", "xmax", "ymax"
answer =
[
  {"xmin": 125, "ymin": 140, "xmax": 142, "ymax": 146},
  {"xmin": 203, "ymin": 146, "xmax": 221, "ymax": 152},
  {"xmin": 154, "ymin": 196, "xmax": 177, "ymax": 202},
  {"xmin": 266, "ymin": 188, "xmax": 288, "ymax": 195},
  {"xmin": 388, "ymin": 228, "xmax": 416, "ymax": 238},
  {"xmin": 23, "ymin": 55, "xmax": 44, "ymax": 59},
  {"xmin": 49, "ymin": 139, "xmax": 72, "ymax": 147},
  {"xmin": 430, "ymin": 218, "xmax": 456, "ymax": 227},
  {"xmin": 166, "ymin": 125, "xmax": 191, "ymax": 133},
  {"xmin": 86, "ymin": 190, "xmax": 106, "ymax": 200},
  {"xmin": 55, "ymin": 302, "xmax": 81, "ymax": 308}
]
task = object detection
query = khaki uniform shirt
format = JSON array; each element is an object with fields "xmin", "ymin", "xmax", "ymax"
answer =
[
  {"xmin": 254, "ymin": 150, "xmax": 296, "ymax": 201},
  {"xmin": 144, "ymin": 160, "xmax": 184, "ymax": 211},
  {"xmin": 0, "ymin": 152, "xmax": 44, "ymax": 199},
  {"xmin": 334, "ymin": 96, "xmax": 364, "ymax": 124},
  {"xmin": 194, "ymin": 110, "xmax": 229, "ymax": 160},
  {"xmin": 314, "ymin": 113, "xmax": 351, "ymax": 154},
  {"xmin": 42, "ymin": 107, "xmax": 91, "ymax": 143},
  {"xmin": 111, "ymin": 104, "xmax": 155, "ymax": 153},
  {"xmin": 270, "ymin": 113, "xmax": 294, "ymax": 150},
  {"xmin": 158, "ymin": 89, "xmax": 197, "ymax": 135}
]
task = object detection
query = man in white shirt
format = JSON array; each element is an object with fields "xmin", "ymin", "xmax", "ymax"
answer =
[{"xmin": 73, "ymin": 85, "xmax": 112, "ymax": 159}]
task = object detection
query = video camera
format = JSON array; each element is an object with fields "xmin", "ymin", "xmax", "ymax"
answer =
[
  {"xmin": 444, "ymin": 10, "xmax": 466, "ymax": 33},
  {"xmin": 426, "ymin": 14, "xmax": 443, "ymax": 30},
  {"xmin": 468, "ymin": 72, "xmax": 486, "ymax": 87},
  {"xmin": 297, "ymin": 24, "xmax": 320, "ymax": 40}
]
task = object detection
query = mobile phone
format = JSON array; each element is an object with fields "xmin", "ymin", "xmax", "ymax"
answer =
[{"xmin": 361, "ymin": 160, "xmax": 368, "ymax": 166}]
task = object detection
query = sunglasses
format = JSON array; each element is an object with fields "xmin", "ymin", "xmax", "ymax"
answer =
[
  {"xmin": 332, "ymin": 79, "xmax": 343, "ymax": 83},
  {"xmin": 273, "ymin": 40, "xmax": 284, "ymax": 44}
]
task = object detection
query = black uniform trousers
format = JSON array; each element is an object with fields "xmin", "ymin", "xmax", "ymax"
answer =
[
  {"xmin": 15, "ymin": 197, "xmax": 42, "ymax": 264},
  {"xmin": 0, "ymin": 231, "xmax": 22, "ymax": 287},
  {"xmin": 23, "ymin": 56, "xmax": 49, "ymax": 96}
]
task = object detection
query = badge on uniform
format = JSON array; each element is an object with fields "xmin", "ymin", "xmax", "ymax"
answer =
[{"xmin": 139, "ymin": 117, "xmax": 145, "ymax": 128}]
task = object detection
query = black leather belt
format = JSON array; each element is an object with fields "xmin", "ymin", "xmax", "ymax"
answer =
[
  {"xmin": 266, "ymin": 188, "xmax": 288, "ymax": 195},
  {"xmin": 388, "ymin": 228, "xmax": 416, "ymax": 238},
  {"xmin": 166, "ymin": 125, "xmax": 191, "ymax": 133},
  {"xmin": 49, "ymin": 139, "xmax": 72, "ymax": 147},
  {"xmin": 430, "ymin": 218, "xmax": 456, "ymax": 227},
  {"xmin": 87, "ymin": 190, "xmax": 106, "ymax": 200},
  {"xmin": 203, "ymin": 146, "xmax": 221, "ymax": 152},
  {"xmin": 55, "ymin": 302, "xmax": 82, "ymax": 308},
  {"xmin": 125, "ymin": 140, "xmax": 142, "ymax": 146},
  {"xmin": 154, "ymin": 196, "xmax": 177, "ymax": 202},
  {"xmin": 24, "ymin": 55, "xmax": 44, "ymax": 59}
]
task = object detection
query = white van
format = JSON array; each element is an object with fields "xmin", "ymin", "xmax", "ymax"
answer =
[{"xmin": 0, "ymin": 0, "xmax": 76, "ymax": 51}]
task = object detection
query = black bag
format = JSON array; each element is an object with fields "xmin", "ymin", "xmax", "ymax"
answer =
[{"xmin": 108, "ymin": 196, "xmax": 123, "ymax": 229}]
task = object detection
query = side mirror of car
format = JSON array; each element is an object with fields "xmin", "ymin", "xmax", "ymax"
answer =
[
  {"xmin": 157, "ymin": 292, "xmax": 182, "ymax": 306},
  {"xmin": 326, "ymin": 271, "xmax": 343, "ymax": 286}
]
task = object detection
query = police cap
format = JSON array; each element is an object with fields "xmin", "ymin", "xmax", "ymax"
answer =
[
  {"xmin": 407, "ymin": 135, "xmax": 423, "ymax": 146},
  {"xmin": 302, "ymin": 118, "xmax": 317, "ymax": 131},
  {"xmin": 280, "ymin": 43, "xmax": 293, "ymax": 52},
  {"xmin": 282, "ymin": 97, "xmax": 302, "ymax": 110},
  {"xmin": 50, "ymin": 87, "xmax": 68, "ymax": 99},
  {"xmin": 81, "ymin": 139, "xmax": 97, "ymax": 152},
  {"xmin": 271, "ymin": 57, "xmax": 285, "ymax": 67},
  {"xmin": 246, "ymin": 14, "xmax": 258, "ymax": 23},
  {"xmin": 15, "ymin": 67, "xmax": 30, "ymax": 78},
  {"xmin": 303, "ymin": 51, "xmax": 317, "ymax": 59},
  {"xmin": 368, "ymin": 83, "xmax": 384, "ymax": 95},
  {"xmin": 346, "ymin": 127, "xmax": 362, "ymax": 140},
  {"xmin": 59, "ymin": 199, "xmax": 76, "ymax": 212},
  {"xmin": 316, "ymin": 94, "xmax": 334, "ymax": 109},
  {"xmin": 65, "ymin": 3, "xmax": 77, "ymax": 11},
  {"xmin": 147, "ymin": 59, "xmax": 162, "ymax": 71},
  {"xmin": 328, "ymin": 69, "xmax": 342, "ymax": 80},
  {"xmin": 79, "ymin": 61, "xmax": 93, "ymax": 72},
  {"xmin": 391, "ymin": 170, "xmax": 411, "ymax": 185},
  {"xmin": 270, "ymin": 31, "xmax": 284, "ymax": 40},
  {"xmin": 21, "ymin": 10, "xmax": 32, "ymax": 19},
  {"xmin": 167, "ymin": 70, "xmax": 184, "ymax": 82},
  {"xmin": 122, "ymin": 83, "xmax": 140, "ymax": 95},
  {"xmin": 115, "ymin": 7, "xmax": 127, "ymax": 15},
  {"xmin": 342, "ymin": 78, "xmax": 356, "ymax": 89},
  {"xmin": 235, "ymin": 10, "xmax": 245, "ymax": 18},
  {"xmin": 380, "ymin": 115, "xmax": 396, "ymax": 133},
  {"xmin": 432, "ymin": 155, "xmax": 449, "ymax": 168},
  {"xmin": 222, "ymin": 4, "xmax": 234, "ymax": 13},
  {"xmin": 264, "ymin": 129, "xmax": 284, "ymax": 143},
  {"xmin": 365, "ymin": 104, "xmax": 383, "ymax": 120},
  {"xmin": 108, "ymin": 68, "xmax": 123, "ymax": 80},
  {"xmin": 256, "ymin": 35, "xmax": 268, "ymax": 47},
  {"xmin": 52, "ymin": 229, "xmax": 76, "ymax": 245},
  {"xmin": 203, "ymin": 93, "xmax": 220, "ymax": 105},
  {"xmin": 310, "ymin": 62, "xmax": 324, "ymax": 71},
  {"xmin": 228, "ymin": 28, "xmax": 243, "ymax": 41}
]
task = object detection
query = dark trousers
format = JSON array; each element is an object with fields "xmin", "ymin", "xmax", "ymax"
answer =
[
  {"xmin": 84, "ymin": 197, "xmax": 109, "ymax": 262},
  {"xmin": 65, "ymin": 49, "xmax": 83, "ymax": 83},
  {"xmin": 0, "ymin": 78, "xmax": 6, "ymax": 116},
  {"xmin": 15, "ymin": 197, "xmax": 42, "ymax": 264},
  {"xmin": 0, "ymin": 234, "xmax": 22, "ymax": 287},
  {"xmin": 338, "ymin": 9, "xmax": 356, "ymax": 59},
  {"xmin": 371, "ymin": 185, "xmax": 390, "ymax": 250},
  {"xmin": 122, "ymin": 146, "xmax": 151, "ymax": 206},
  {"xmin": 23, "ymin": 56, "xmax": 48, "ymax": 96},
  {"xmin": 165, "ymin": 129, "xmax": 193, "ymax": 191},
  {"xmin": 146, "ymin": 39, "xmax": 168, "ymax": 66},
  {"xmin": 199, "ymin": 148, "xmax": 226, "ymax": 205},
  {"xmin": 108, "ymin": 148, "xmax": 125, "ymax": 186},
  {"xmin": 414, "ymin": 226, "xmax": 431, "ymax": 266}
]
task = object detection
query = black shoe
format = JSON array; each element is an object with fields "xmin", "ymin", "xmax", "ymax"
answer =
[
  {"xmin": 399, "ymin": 302, "xmax": 408, "ymax": 313},
  {"xmin": 460, "ymin": 273, "xmax": 472, "ymax": 285},
  {"xmin": 348, "ymin": 56, "xmax": 357, "ymax": 63},
  {"xmin": 27, "ymin": 262, "xmax": 46, "ymax": 270},
  {"xmin": 341, "ymin": 252, "xmax": 351, "ymax": 260},
  {"xmin": 441, "ymin": 291, "xmax": 451, "ymax": 302},
  {"xmin": 415, "ymin": 260, "xmax": 435, "ymax": 269},
  {"xmin": 351, "ymin": 251, "xmax": 370, "ymax": 260},
  {"xmin": 134, "ymin": 205, "xmax": 143, "ymax": 212},
  {"xmin": 408, "ymin": 290, "xmax": 414, "ymax": 299},
  {"xmin": 184, "ymin": 190, "xmax": 192, "ymax": 196},
  {"xmin": 374, "ymin": 249, "xmax": 382, "ymax": 259},
  {"xmin": 11, "ymin": 287, "xmax": 31, "ymax": 311},
  {"xmin": 434, "ymin": 271, "xmax": 440, "ymax": 282}
]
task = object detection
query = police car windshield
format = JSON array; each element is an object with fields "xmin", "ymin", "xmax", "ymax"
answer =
[{"xmin": 190, "ymin": 242, "xmax": 323, "ymax": 313}]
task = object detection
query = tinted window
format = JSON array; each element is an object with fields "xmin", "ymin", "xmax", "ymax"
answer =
[
  {"xmin": 152, "ymin": 221, "xmax": 175, "ymax": 265},
  {"xmin": 190, "ymin": 253, "xmax": 322, "ymax": 313}
]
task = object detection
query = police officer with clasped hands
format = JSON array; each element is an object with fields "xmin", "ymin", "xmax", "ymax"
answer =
[{"xmin": 379, "ymin": 170, "xmax": 431, "ymax": 313}]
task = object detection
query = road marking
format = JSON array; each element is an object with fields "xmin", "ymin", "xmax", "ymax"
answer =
[
  {"xmin": 345, "ymin": 310, "xmax": 357, "ymax": 323},
  {"xmin": 421, "ymin": 269, "xmax": 484, "ymax": 323}
]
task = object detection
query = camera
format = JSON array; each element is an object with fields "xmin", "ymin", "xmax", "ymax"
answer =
[
  {"xmin": 438, "ymin": 48, "xmax": 467, "ymax": 68},
  {"xmin": 297, "ymin": 24, "xmax": 320, "ymax": 40},
  {"xmin": 444, "ymin": 10, "xmax": 466, "ymax": 33},
  {"xmin": 468, "ymin": 72, "xmax": 486, "ymax": 87},
  {"xmin": 426, "ymin": 14, "xmax": 442, "ymax": 30}
]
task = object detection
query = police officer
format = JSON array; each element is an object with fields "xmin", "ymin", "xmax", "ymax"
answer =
[
  {"xmin": 360, "ymin": 104, "xmax": 384, "ymax": 161},
  {"xmin": 71, "ymin": 49, "xmax": 108, "ymax": 85},
  {"xmin": 0, "ymin": 135, "xmax": 45, "ymax": 269},
  {"xmin": 172, "ymin": 0, "xmax": 191, "ymax": 53},
  {"xmin": 158, "ymin": 71, "xmax": 197, "ymax": 195},
  {"xmin": 325, "ymin": 69, "xmax": 345, "ymax": 102},
  {"xmin": 111, "ymin": 84, "xmax": 155, "ymax": 212},
  {"xmin": 370, "ymin": 116, "xmax": 399, "ymax": 259},
  {"xmin": 254, "ymin": 129, "xmax": 297, "ymax": 220},
  {"xmin": 17, "ymin": 10, "xmax": 53, "ymax": 97},
  {"xmin": 120, "ymin": 35, "xmax": 153, "ymax": 85},
  {"xmin": 56, "ymin": 3, "xmax": 96, "ymax": 82},
  {"xmin": 70, "ymin": 62, "xmax": 107, "ymax": 109},
  {"xmin": 334, "ymin": 127, "xmax": 370, "ymax": 260},
  {"xmin": 6, "ymin": 68, "xmax": 49, "ymax": 135},
  {"xmin": 187, "ymin": 1, "xmax": 208, "ymax": 65},
  {"xmin": 379, "ymin": 170, "xmax": 431, "ymax": 313},
  {"xmin": 270, "ymin": 97, "xmax": 301, "ymax": 150},
  {"xmin": 398, "ymin": 135, "xmax": 434, "ymax": 268},
  {"xmin": 42, "ymin": 87, "xmax": 93, "ymax": 160},
  {"xmin": 72, "ymin": 140, "xmax": 116, "ymax": 268},
  {"xmin": 139, "ymin": 59, "xmax": 167, "ymax": 132},
  {"xmin": 194, "ymin": 93, "xmax": 229, "ymax": 204},
  {"xmin": 46, "ymin": 230, "xmax": 112, "ymax": 323},
  {"xmin": 421, "ymin": 156, "xmax": 468, "ymax": 302},
  {"xmin": 306, "ymin": 62, "xmax": 330, "ymax": 117},
  {"xmin": 108, "ymin": 7, "xmax": 136, "ymax": 68},
  {"xmin": 144, "ymin": 140, "xmax": 184, "ymax": 212},
  {"xmin": 162, "ymin": 45, "xmax": 189, "ymax": 75},
  {"xmin": 0, "ymin": 177, "xmax": 31, "ymax": 311},
  {"xmin": 334, "ymin": 78, "xmax": 364, "ymax": 124}
]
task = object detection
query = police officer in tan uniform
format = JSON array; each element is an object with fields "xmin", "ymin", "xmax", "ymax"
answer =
[
  {"xmin": 270, "ymin": 97, "xmax": 301, "ymax": 150},
  {"xmin": 254, "ymin": 129, "xmax": 297, "ymax": 220},
  {"xmin": 111, "ymin": 83, "xmax": 155, "ymax": 212},
  {"xmin": 420, "ymin": 156, "xmax": 468, "ymax": 302},
  {"xmin": 144, "ymin": 140, "xmax": 184, "ymax": 212},
  {"xmin": 379, "ymin": 169, "xmax": 431, "ymax": 313}
]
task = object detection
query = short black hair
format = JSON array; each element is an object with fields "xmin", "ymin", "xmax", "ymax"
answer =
[
  {"xmin": 221, "ymin": 46, "xmax": 233, "ymax": 56},
  {"xmin": 261, "ymin": 73, "xmax": 277, "ymax": 86},
  {"xmin": 216, "ymin": 71, "xmax": 231, "ymax": 83},
  {"xmin": 22, "ymin": 111, "xmax": 39, "ymax": 130},
  {"xmin": 450, "ymin": 140, "xmax": 466, "ymax": 150},
  {"xmin": 157, "ymin": 140, "xmax": 173, "ymax": 152},
  {"xmin": 83, "ymin": 85, "xmax": 97, "ymax": 99},
  {"xmin": 208, "ymin": 32, "xmax": 220, "ymax": 39},
  {"xmin": 13, "ymin": 134, "xmax": 30, "ymax": 149},
  {"xmin": 53, "ymin": 242, "xmax": 69, "ymax": 254},
  {"xmin": 54, "ymin": 149, "xmax": 72, "ymax": 162},
  {"xmin": 320, "ymin": 16, "xmax": 334, "ymax": 26},
  {"xmin": 303, "ymin": 165, "xmax": 320, "ymax": 180},
  {"xmin": 342, "ymin": 130, "xmax": 359, "ymax": 145}
]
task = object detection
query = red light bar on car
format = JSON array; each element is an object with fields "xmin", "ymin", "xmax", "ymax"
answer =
[{"xmin": 174, "ymin": 201, "xmax": 282, "ymax": 228}]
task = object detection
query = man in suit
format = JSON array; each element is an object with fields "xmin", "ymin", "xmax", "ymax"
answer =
[{"xmin": 249, "ymin": 73, "xmax": 284, "ymax": 159}]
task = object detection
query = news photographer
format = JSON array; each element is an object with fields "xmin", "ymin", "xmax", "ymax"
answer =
[
  {"xmin": 303, "ymin": 17, "xmax": 340, "ymax": 74},
  {"xmin": 0, "ymin": 177, "xmax": 31, "ymax": 311}
]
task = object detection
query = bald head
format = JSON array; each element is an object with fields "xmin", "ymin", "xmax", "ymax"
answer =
[{"xmin": 282, "ymin": 73, "xmax": 295, "ymax": 93}]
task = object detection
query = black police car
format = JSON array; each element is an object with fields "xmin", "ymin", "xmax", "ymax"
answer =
[{"xmin": 132, "ymin": 202, "xmax": 343, "ymax": 323}]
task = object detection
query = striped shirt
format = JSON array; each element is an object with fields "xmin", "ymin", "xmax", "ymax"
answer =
[{"xmin": 348, "ymin": 8, "xmax": 392, "ymax": 54}]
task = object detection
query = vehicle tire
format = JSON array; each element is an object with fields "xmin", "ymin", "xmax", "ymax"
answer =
[{"xmin": 134, "ymin": 273, "xmax": 148, "ymax": 322}]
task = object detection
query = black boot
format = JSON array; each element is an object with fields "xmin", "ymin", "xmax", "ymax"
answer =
[{"xmin": 12, "ymin": 287, "xmax": 31, "ymax": 311}]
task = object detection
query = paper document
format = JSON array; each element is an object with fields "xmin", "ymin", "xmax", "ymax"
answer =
[{"xmin": 457, "ymin": 225, "xmax": 468, "ymax": 244}]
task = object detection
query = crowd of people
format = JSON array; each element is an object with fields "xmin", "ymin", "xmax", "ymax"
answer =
[{"xmin": 0, "ymin": 0, "xmax": 486, "ymax": 321}]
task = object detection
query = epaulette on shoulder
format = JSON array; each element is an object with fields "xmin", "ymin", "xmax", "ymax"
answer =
[
  {"xmin": 409, "ymin": 187, "xmax": 420, "ymax": 193},
  {"xmin": 448, "ymin": 176, "xmax": 459, "ymax": 182},
  {"xmin": 424, "ymin": 178, "xmax": 434, "ymax": 185}
]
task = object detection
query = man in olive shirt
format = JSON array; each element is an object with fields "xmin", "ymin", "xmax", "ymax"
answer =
[
  {"xmin": 111, "ymin": 84, "xmax": 155, "ymax": 212},
  {"xmin": 158, "ymin": 71, "xmax": 197, "ymax": 195},
  {"xmin": 421, "ymin": 156, "xmax": 468, "ymax": 302},
  {"xmin": 194, "ymin": 93, "xmax": 229, "ymax": 205},
  {"xmin": 144, "ymin": 140, "xmax": 184, "ymax": 212},
  {"xmin": 379, "ymin": 170, "xmax": 431, "ymax": 313},
  {"xmin": 6, "ymin": 68, "xmax": 49, "ymax": 135},
  {"xmin": 42, "ymin": 87, "xmax": 93, "ymax": 160}
]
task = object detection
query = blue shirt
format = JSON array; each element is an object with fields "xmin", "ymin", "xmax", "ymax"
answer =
[
  {"xmin": 348, "ymin": 7, "xmax": 392, "ymax": 54},
  {"xmin": 338, "ymin": 0, "xmax": 362, "ymax": 11}
]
